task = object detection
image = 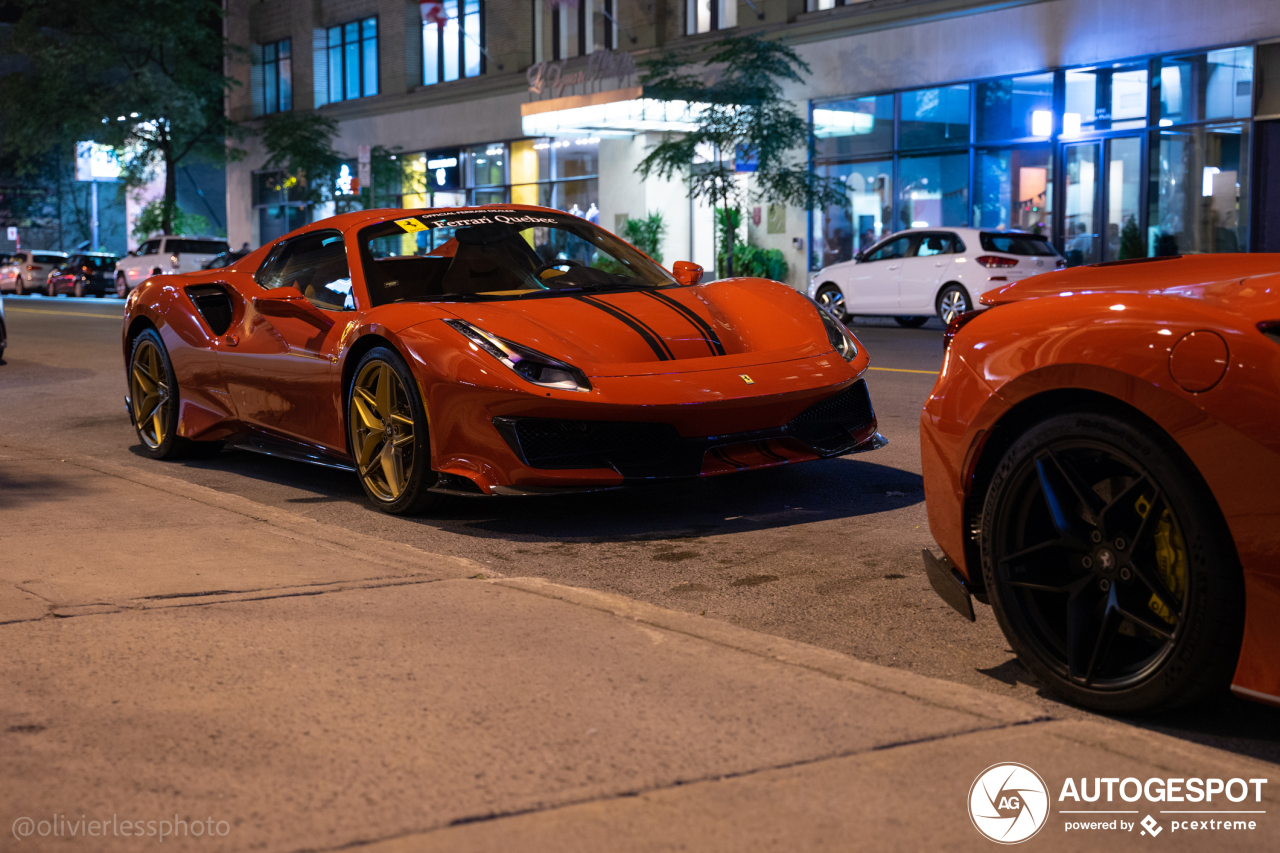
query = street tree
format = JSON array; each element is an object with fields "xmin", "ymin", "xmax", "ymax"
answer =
[
  {"xmin": 636, "ymin": 34, "xmax": 847, "ymax": 277},
  {"xmin": 0, "ymin": 0, "xmax": 243, "ymax": 236}
]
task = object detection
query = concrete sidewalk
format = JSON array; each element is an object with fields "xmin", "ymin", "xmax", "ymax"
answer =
[{"xmin": 0, "ymin": 442, "xmax": 1274, "ymax": 851}]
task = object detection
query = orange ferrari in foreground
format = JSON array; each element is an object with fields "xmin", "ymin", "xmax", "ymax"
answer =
[
  {"xmin": 123, "ymin": 206, "xmax": 883, "ymax": 515},
  {"xmin": 921, "ymin": 254, "xmax": 1280, "ymax": 713}
]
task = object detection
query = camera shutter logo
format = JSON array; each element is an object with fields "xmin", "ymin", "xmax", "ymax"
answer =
[{"xmin": 969, "ymin": 763, "xmax": 1051, "ymax": 844}]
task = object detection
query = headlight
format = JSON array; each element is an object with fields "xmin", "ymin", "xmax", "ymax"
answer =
[
  {"xmin": 445, "ymin": 319, "xmax": 592, "ymax": 392},
  {"xmin": 808, "ymin": 298, "xmax": 858, "ymax": 361}
]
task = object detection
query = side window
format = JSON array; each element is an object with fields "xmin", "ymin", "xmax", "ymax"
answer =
[
  {"xmin": 256, "ymin": 230, "xmax": 354, "ymax": 311},
  {"xmin": 867, "ymin": 237, "xmax": 909, "ymax": 262},
  {"xmin": 914, "ymin": 234, "xmax": 950, "ymax": 258},
  {"xmin": 141, "ymin": 241, "xmax": 160, "ymax": 256},
  {"xmin": 949, "ymin": 234, "xmax": 966, "ymax": 253}
]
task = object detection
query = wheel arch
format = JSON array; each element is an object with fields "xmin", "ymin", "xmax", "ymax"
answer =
[
  {"xmin": 338, "ymin": 332, "xmax": 414, "ymax": 453},
  {"xmin": 123, "ymin": 314, "xmax": 159, "ymax": 364},
  {"xmin": 961, "ymin": 386, "xmax": 1236, "ymax": 597}
]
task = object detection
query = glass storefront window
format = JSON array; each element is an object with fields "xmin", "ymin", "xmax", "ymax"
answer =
[
  {"xmin": 1064, "ymin": 65, "xmax": 1148, "ymax": 135},
  {"xmin": 972, "ymin": 145, "xmax": 1052, "ymax": 233},
  {"xmin": 467, "ymin": 143, "xmax": 507, "ymax": 187},
  {"xmin": 1105, "ymin": 136, "xmax": 1143, "ymax": 260},
  {"xmin": 1160, "ymin": 47, "xmax": 1253, "ymax": 126},
  {"xmin": 1150, "ymin": 123, "xmax": 1249, "ymax": 255},
  {"xmin": 897, "ymin": 152, "xmax": 968, "ymax": 230},
  {"xmin": 899, "ymin": 85, "xmax": 970, "ymax": 150},
  {"xmin": 976, "ymin": 72, "xmax": 1054, "ymax": 141},
  {"xmin": 811, "ymin": 159, "xmax": 892, "ymax": 269},
  {"xmin": 813, "ymin": 95, "xmax": 894, "ymax": 158},
  {"xmin": 1063, "ymin": 143, "xmax": 1099, "ymax": 265}
]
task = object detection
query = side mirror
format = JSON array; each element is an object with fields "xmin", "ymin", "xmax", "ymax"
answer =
[
  {"xmin": 854, "ymin": 251, "xmax": 867, "ymax": 263},
  {"xmin": 672, "ymin": 261, "xmax": 703, "ymax": 286}
]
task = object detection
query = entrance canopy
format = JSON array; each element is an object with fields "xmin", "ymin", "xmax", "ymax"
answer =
[{"xmin": 521, "ymin": 87, "xmax": 704, "ymax": 138}]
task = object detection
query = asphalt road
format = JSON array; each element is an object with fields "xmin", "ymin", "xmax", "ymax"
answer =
[{"xmin": 2, "ymin": 293, "xmax": 1277, "ymax": 765}]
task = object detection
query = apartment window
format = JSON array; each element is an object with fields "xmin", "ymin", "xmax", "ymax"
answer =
[
  {"xmin": 327, "ymin": 17, "xmax": 378, "ymax": 103},
  {"xmin": 252, "ymin": 39, "xmax": 292, "ymax": 116},
  {"xmin": 806, "ymin": 0, "xmax": 852, "ymax": 10},
  {"xmin": 532, "ymin": 1, "xmax": 617, "ymax": 63},
  {"xmin": 424, "ymin": 0, "xmax": 483, "ymax": 85},
  {"xmin": 687, "ymin": 0, "xmax": 735, "ymax": 34}
]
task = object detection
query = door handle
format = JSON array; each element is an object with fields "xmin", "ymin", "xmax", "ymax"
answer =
[{"xmin": 888, "ymin": 264, "xmax": 900, "ymax": 270}]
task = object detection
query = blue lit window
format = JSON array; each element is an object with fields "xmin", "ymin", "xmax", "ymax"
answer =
[
  {"xmin": 423, "ymin": 0, "xmax": 484, "ymax": 86},
  {"xmin": 258, "ymin": 39, "xmax": 291, "ymax": 115},
  {"xmin": 328, "ymin": 17, "xmax": 378, "ymax": 102}
]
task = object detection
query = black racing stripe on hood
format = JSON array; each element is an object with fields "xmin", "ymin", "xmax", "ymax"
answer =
[
  {"xmin": 640, "ymin": 290, "xmax": 727, "ymax": 356},
  {"xmin": 572, "ymin": 295, "xmax": 674, "ymax": 361}
]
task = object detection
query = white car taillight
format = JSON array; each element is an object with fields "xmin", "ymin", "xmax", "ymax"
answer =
[{"xmin": 975, "ymin": 255, "xmax": 1018, "ymax": 269}]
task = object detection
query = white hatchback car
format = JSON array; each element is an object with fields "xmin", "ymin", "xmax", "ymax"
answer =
[
  {"xmin": 115, "ymin": 235, "xmax": 229, "ymax": 296},
  {"xmin": 807, "ymin": 227, "xmax": 1065, "ymax": 326},
  {"xmin": 0, "ymin": 251, "xmax": 69, "ymax": 295}
]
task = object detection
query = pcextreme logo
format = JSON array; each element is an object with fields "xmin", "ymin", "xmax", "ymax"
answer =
[{"xmin": 969, "ymin": 763, "xmax": 1051, "ymax": 844}]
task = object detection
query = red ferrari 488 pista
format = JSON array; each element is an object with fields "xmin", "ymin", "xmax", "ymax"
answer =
[
  {"xmin": 921, "ymin": 254, "xmax": 1280, "ymax": 713},
  {"xmin": 123, "ymin": 206, "xmax": 884, "ymax": 515}
]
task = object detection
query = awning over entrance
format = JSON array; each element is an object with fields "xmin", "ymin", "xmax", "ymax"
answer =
[{"xmin": 521, "ymin": 87, "xmax": 703, "ymax": 138}]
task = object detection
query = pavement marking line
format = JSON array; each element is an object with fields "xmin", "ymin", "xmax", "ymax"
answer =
[
  {"xmin": 6, "ymin": 307, "xmax": 122, "ymax": 320},
  {"xmin": 868, "ymin": 366, "xmax": 938, "ymax": 375}
]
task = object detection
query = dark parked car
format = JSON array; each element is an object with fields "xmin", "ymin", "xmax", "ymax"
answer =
[{"xmin": 46, "ymin": 253, "xmax": 120, "ymax": 297}]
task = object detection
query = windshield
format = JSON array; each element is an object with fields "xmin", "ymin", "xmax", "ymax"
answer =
[{"xmin": 359, "ymin": 210, "xmax": 676, "ymax": 306}]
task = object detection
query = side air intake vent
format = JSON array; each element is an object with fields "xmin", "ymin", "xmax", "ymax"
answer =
[{"xmin": 185, "ymin": 285, "xmax": 234, "ymax": 336}]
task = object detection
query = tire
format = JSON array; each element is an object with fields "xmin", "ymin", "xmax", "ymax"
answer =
[
  {"xmin": 47, "ymin": 280, "xmax": 56, "ymax": 297},
  {"xmin": 346, "ymin": 347, "xmax": 443, "ymax": 516},
  {"xmin": 116, "ymin": 274, "xmax": 128, "ymax": 298},
  {"xmin": 815, "ymin": 283, "xmax": 848, "ymax": 322},
  {"xmin": 73, "ymin": 280, "xmax": 85, "ymax": 298},
  {"xmin": 936, "ymin": 284, "xmax": 971, "ymax": 325},
  {"xmin": 14, "ymin": 276, "xmax": 25, "ymax": 295},
  {"xmin": 894, "ymin": 316, "xmax": 929, "ymax": 328},
  {"xmin": 980, "ymin": 411, "xmax": 1244, "ymax": 713},
  {"xmin": 128, "ymin": 329, "xmax": 222, "ymax": 460}
]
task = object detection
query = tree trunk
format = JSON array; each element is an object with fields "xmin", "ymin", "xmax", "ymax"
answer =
[{"xmin": 162, "ymin": 142, "xmax": 176, "ymax": 235}]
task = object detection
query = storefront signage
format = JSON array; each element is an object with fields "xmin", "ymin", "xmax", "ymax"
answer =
[
  {"xmin": 527, "ymin": 50, "xmax": 637, "ymax": 100},
  {"xmin": 423, "ymin": 149, "xmax": 461, "ymax": 191}
]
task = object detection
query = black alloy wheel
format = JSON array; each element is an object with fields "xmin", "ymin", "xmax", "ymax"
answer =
[{"xmin": 981, "ymin": 412, "xmax": 1244, "ymax": 713}]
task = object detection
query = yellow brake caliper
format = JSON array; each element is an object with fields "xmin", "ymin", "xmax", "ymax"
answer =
[{"xmin": 1134, "ymin": 494, "xmax": 1186, "ymax": 624}]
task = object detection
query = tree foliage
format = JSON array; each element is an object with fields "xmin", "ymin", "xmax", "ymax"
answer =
[
  {"xmin": 636, "ymin": 35, "xmax": 847, "ymax": 276},
  {"xmin": 0, "ymin": 0, "xmax": 244, "ymax": 234},
  {"xmin": 260, "ymin": 112, "xmax": 344, "ymax": 206}
]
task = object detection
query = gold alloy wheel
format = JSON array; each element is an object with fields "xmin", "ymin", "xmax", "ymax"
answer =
[
  {"xmin": 349, "ymin": 361, "xmax": 417, "ymax": 502},
  {"xmin": 130, "ymin": 339, "xmax": 170, "ymax": 449}
]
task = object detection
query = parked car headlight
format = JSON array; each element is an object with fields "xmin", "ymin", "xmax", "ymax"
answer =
[
  {"xmin": 445, "ymin": 319, "xmax": 592, "ymax": 392},
  {"xmin": 808, "ymin": 298, "xmax": 858, "ymax": 361}
]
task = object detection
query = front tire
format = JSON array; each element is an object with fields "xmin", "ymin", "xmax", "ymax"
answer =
[
  {"xmin": 980, "ymin": 412, "xmax": 1244, "ymax": 713},
  {"xmin": 116, "ymin": 274, "xmax": 128, "ymax": 298},
  {"xmin": 73, "ymin": 279, "xmax": 86, "ymax": 298},
  {"xmin": 815, "ymin": 283, "xmax": 848, "ymax": 322},
  {"xmin": 14, "ymin": 276, "xmax": 25, "ymax": 295},
  {"xmin": 936, "ymin": 284, "xmax": 971, "ymax": 325},
  {"xmin": 347, "ymin": 347, "xmax": 443, "ymax": 516}
]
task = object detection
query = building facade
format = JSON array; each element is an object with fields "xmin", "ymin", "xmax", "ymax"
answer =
[{"xmin": 225, "ymin": 0, "xmax": 1280, "ymax": 287}]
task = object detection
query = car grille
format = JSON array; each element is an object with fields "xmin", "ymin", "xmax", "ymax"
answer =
[{"xmin": 494, "ymin": 379, "xmax": 876, "ymax": 478}]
